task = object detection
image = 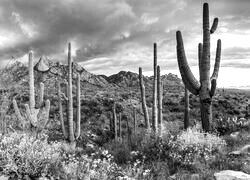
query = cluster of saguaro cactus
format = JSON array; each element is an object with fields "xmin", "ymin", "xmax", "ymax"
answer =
[
  {"xmin": 139, "ymin": 43, "xmax": 163, "ymax": 135},
  {"xmin": 13, "ymin": 51, "xmax": 50, "ymax": 132},
  {"xmin": 57, "ymin": 43, "xmax": 81, "ymax": 146},
  {"xmin": 184, "ymin": 87, "xmax": 190, "ymax": 129},
  {"xmin": 176, "ymin": 3, "xmax": 221, "ymax": 131}
]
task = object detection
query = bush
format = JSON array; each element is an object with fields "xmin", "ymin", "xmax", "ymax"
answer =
[
  {"xmin": 61, "ymin": 150, "xmax": 120, "ymax": 180},
  {"xmin": 0, "ymin": 132, "xmax": 63, "ymax": 179},
  {"xmin": 212, "ymin": 116, "xmax": 250, "ymax": 135},
  {"xmin": 169, "ymin": 126, "xmax": 226, "ymax": 167},
  {"xmin": 0, "ymin": 132, "xmax": 123, "ymax": 179}
]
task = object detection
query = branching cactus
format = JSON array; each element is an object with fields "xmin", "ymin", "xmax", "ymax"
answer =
[
  {"xmin": 57, "ymin": 43, "xmax": 81, "ymax": 146},
  {"xmin": 13, "ymin": 51, "xmax": 50, "ymax": 131},
  {"xmin": 157, "ymin": 65, "xmax": 163, "ymax": 135},
  {"xmin": 138, "ymin": 67, "xmax": 150, "ymax": 130},
  {"xmin": 184, "ymin": 87, "xmax": 190, "ymax": 129},
  {"xmin": 176, "ymin": 3, "xmax": 221, "ymax": 131}
]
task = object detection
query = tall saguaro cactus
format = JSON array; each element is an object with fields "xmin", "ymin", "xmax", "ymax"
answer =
[
  {"xmin": 157, "ymin": 65, "xmax": 163, "ymax": 135},
  {"xmin": 57, "ymin": 43, "xmax": 81, "ymax": 146},
  {"xmin": 13, "ymin": 51, "xmax": 50, "ymax": 131},
  {"xmin": 184, "ymin": 87, "xmax": 190, "ymax": 129},
  {"xmin": 152, "ymin": 43, "xmax": 158, "ymax": 132},
  {"xmin": 176, "ymin": 3, "xmax": 221, "ymax": 131},
  {"xmin": 139, "ymin": 68, "xmax": 150, "ymax": 130}
]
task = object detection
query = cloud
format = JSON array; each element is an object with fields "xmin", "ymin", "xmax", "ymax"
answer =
[{"xmin": 0, "ymin": 0, "xmax": 250, "ymax": 85}]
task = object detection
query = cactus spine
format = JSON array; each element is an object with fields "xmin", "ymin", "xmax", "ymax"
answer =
[
  {"xmin": 13, "ymin": 51, "xmax": 50, "ymax": 131},
  {"xmin": 57, "ymin": 43, "xmax": 81, "ymax": 145},
  {"xmin": 176, "ymin": 3, "xmax": 221, "ymax": 131},
  {"xmin": 184, "ymin": 87, "xmax": 190, "ymax": 129},
  {"xmin": 152, "ymin": 43, "xmax": 158, "ymax": 132},
  {"xmin": 157, "ymin": 65, "xmax": 162, "ymax": 135},
  {"xmin": 138, "ymin": 67, "xmax": 150, "ymax": 130}
]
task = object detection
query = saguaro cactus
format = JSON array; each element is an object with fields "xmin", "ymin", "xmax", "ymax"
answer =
[
  {"xmin": 112, "ymin": 103, "xmax": 118, "ymax": 142},
  {"xmin": 152, "ymin": 43, "xmax": 158, "ymax": 132},
  {"xmin": 13, "ymin": 51, "xmax": 50, "ymax": 131},
  {"xmin": 119, "ymin": 112, "xmax": 122, "ymax": 138},
  {"xmin": 184, "ymin": 87, "xmax": 190, "ymax": 129},
  {"xmin": 138, "ymin": 67, "xmax": 150, "ymax": 130},
  {"xmin": 57, "ymin": 43, "xmax": 81, "ymax": 146},
  {"xmin": 133, "ymin": 107, "xmax": 137, "ymax": 135},
  {"xmin": 157, "ymin": 65, "xmax": 163, "ymax": 135},
  {"xmin": 176, "ymin": 3, "xmax": 221, "ymax": 131}
]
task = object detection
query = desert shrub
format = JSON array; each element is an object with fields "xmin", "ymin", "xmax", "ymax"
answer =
[
  {"xmin": 61, "ymin": 150, "xmax": 120, "ymax": 180},
  {"xmin": 212, "ymin": 116, "xmax": 250, "ymax": 135},
  {"xmin": 0, "ymin": 132, "xmax": 127, "ymax": 179},
  {"xmin": 105, "ymin": 140, "xmax": 131, "ymax": 165},
  {"xmin": 207, "ymin": 152, "xmax": 244, "ymax": 172},
  {"xmin": 0, "ymin": 132, "xmax": 63, "ymax": 178},
  {"xmin": 169, "ymin": 126, "xmax": 226, "ymax": 167}
]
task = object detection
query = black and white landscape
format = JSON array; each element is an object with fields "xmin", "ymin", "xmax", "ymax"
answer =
[{"xmin": 0, "ymin": 0, "xmax": 250, "ymax": 180}]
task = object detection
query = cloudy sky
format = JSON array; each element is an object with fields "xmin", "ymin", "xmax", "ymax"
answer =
[{"xmin": 0, "ymin": 0, "xmax": 250, "ymax": 88}]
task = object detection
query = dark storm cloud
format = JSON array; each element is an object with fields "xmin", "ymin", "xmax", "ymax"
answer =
[
  {"xmin": 0, "ymin": 0, "xmax": 250, "ymax": 72},
  {"xmin": 0, "ymin": 0, "xmax": 136, "ymax": 60}
]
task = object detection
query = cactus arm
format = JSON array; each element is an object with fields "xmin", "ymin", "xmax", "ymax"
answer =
[
  {"xmin": 28, "ymin": 51, "xmax": 35, "ymax": 112},
  {"xmin": 176, "ymin": 31, "xmax": 200, "ymax": 95},
  {"xmin": 210, "ymin": 18, "xmax": 218, "ymax": 34},
  {"xmin": 13, "ymin": 99, "xmax": 25, "ymax": 128},
  {"xmin": 67, "ymin": 42, "xmax": 75, "ymax": 143},
  {"xmin": 61, "ymin": 93, "xmax": 69, "ymax": 101},
  {"xmin": 211, "ymin": 39, "xmax": 221, "ymax": 80},
  {"xmin": 57, "ymin": 81, "xmax": 67, "ymax": 139},
  {"xmin": 75, "ymin": 73, "xmax": 81, "ymax": 139},
  {"xmin": 210, "ymin": 79, "xmax": 217, "ymax": 97},
  {"xmin": 24, "ymin": 104, "xmax": 35, "ymax": 127},
  {"xmin": 42, "ymin": 99, "xmax": 51, "ymax": 130},
  {"xmin": 139, "ymin": 67, "xmax": 150, "ymax": 130},
  {"xmin": 38, "ymin": 82, "xmax": 44, "ymax": 108}
]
